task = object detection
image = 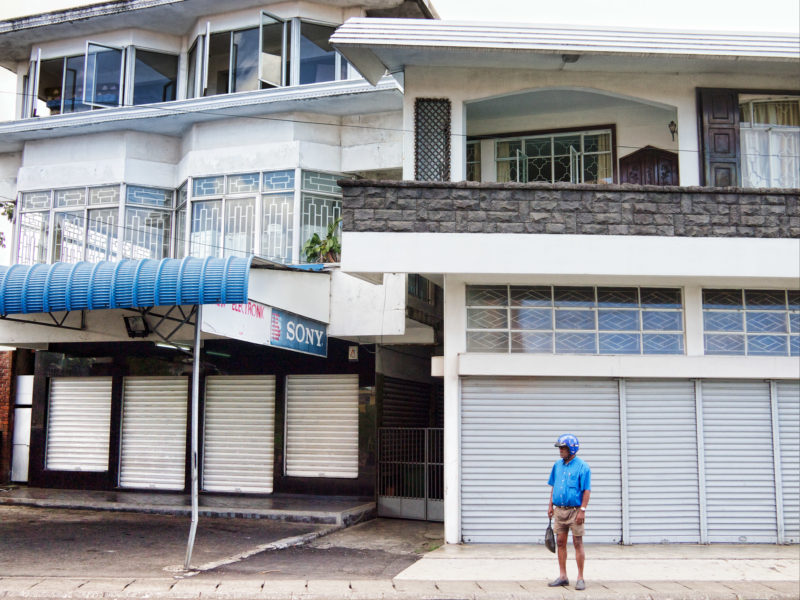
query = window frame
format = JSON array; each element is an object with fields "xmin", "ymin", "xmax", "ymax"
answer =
[{"xmin": 82, "ymin": 40, "xmax": 126, "ymax": 109}]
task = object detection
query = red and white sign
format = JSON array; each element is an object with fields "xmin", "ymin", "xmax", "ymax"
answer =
[{"xmin": 201, "ymin": 301, "xmax": 272, "ymax": 347}]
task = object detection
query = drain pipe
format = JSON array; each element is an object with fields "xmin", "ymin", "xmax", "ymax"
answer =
[{"xmin": 184, "ymin": 304, "xmax": 202, "ymax": 570}]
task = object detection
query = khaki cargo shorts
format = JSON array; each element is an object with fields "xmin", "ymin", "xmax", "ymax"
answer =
[{"xmin": 553, "ymin": 506, "xmax": 585, "ymax": 537}]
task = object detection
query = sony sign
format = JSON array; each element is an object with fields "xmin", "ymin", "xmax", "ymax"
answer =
[{"xmin": 269, "ymin": 308, "xmax": 327, "ymax": 358}]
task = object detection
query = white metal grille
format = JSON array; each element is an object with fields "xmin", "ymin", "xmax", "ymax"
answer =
[
  {"xmin": 123, "ymin": 207, "xmax": 171, "ymax": 260},
  {"xmin": 46, "ymin": 377, "xmax": 112, "ymax": 472},
  {"xmin": 223, "ymin": 197, "xmax": 256, "ymax": 257},
  {"xmin": 119, "ymin": 377, "xmax": 188, "ymax": 490},
  {"xmin": 261, "ymin": 192, "xmax": 294, "ymax": 263},
  {"xmin": 461, "ymin": 377, "xmax": 621, "ymax": 543},
  {"xmin": 777, "ymin": 381, "xmax": 800, "ymax": 543},
  {"xmin": 285, "ymin": 374, "xmax": 358, "ymax": 478},
  {"xmin": 203, "ymin": 376, "xmax": 275, "ymax": 493},
  {"xmin": 626, "ymin": 380, "xmax": 701, "ymax": 543},
  {"xmin": 702, "ymin": 380, "xmax": 777, "ymax": 543}
]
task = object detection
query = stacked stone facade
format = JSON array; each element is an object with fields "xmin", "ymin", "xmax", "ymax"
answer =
[{"xmin": 340, "ymin": 181, "xmax": 799, "ymax": 238}]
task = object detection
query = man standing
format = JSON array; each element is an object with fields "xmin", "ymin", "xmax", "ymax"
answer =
[{"xmin": 547, "ymin": 433, "xmax": 591, "ymax": 591}]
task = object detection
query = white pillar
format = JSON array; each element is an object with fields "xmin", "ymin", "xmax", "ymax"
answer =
[
  {"xmin": 450, "ymin": 98, "xmax": 466, "ymax": 182},
  {"xmin": 676, "ymin": 98, "xmax": 701, "ymax": 186},
  {"xmin": 443, "ymin": 275, "xmax": 466, "ymax": 544},
  {"xmin": 684, "ymin": 285, "xmax": 704, "ymax": 356},
  {"xmin": 402, "ymin": 93, "xmax": 416, "ymax": 180}
]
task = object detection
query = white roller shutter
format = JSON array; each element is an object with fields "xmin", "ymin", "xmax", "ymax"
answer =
[
  {"xmin": 119, "ymin": 377, "xmax": 188, "ymax": 490},
  {"xmin": 203, "ymin": 375, "xmax": 275, "ymax": 493},
  {"xmin": 702, "ymin": 380, "xmax": 777, "ymax": 543},
  {"xmin": 626, "ymin": 380, "xmax": 700, "ymax": 543},
  {"xmin": 777, "ymin": 381, "xmax": 799, "ymax": 543},
  {"xmin": 285, "ymin": 374, "xmax": 358, "ymax": 478},
  {"xmin": 461, "ymin": 377, "xmax": 621, "ymax": 543},
  {"xmin": 46, "ymin": 377, "xmax": 112, "ymax": 472}
]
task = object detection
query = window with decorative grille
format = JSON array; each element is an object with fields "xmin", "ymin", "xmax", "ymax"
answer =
[{"xmin": 415, "ymin": 98, "xmax": 451, "ymax": 181}]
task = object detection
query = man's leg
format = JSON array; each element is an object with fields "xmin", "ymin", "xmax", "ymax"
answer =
[
  {"xmin": 573, "ymin": 535, "xmax": 584, "ymax": 580},
  {"xmin": 557, "ymin": 532, "xmax": 569, "ymax": 578}
]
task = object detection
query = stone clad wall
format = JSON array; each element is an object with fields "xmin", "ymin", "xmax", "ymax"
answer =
[{"xmin": 339, "ymin": 181, "xmax": 799, "ymax": 238}]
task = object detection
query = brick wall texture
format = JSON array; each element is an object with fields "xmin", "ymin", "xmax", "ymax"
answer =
[
  {"xmin": 0, "ymin": 351, "xmax": 13, "ymax": 482},
  {"xmin": 339, "ymin": 181, "xmax": 799, "ymax": 238}
]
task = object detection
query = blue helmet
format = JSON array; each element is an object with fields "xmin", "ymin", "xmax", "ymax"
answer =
[{"xmin": 555, "ymin": 434, "xmax": 579, "ymax": 455}]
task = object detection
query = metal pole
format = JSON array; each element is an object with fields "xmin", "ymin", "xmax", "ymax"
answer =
[{"xmin": 184, "ymin": 304, "xmax": 202, "ymax": 570}]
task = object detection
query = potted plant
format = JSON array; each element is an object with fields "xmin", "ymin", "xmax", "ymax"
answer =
[{"xmin": 303, "ymin": 217, "xmax": 342, "ymax": 263}]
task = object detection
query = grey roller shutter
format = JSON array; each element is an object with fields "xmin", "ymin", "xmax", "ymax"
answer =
[
  {"xmin": 461, "ymin": 377, "xmax": 621, "ymax": 543},
  {"xmin": 626, "ymin": 380, "xmax": 700, "ymax": 543},
  {"xmin": 119, "ymin": 377, "xmax": 188, "ymax": 490},
  {"xmin": 777, "ymin": 381, "xmax": 799, "ymax": 543},
  {"xmin": 382, "ymin": 377, "xmax": 431, "ymax": 427},
  {"xmin": 286, "ymin": 374, "xmax": 358, "ymax": 478},
  {"xmin": 702, "ymin": 380, "xmax": 777, "ymax": 543},
  {"xmin": 45, "ymin": 377, "xmax": 112, "ymax": 472},
  {"xmin": 203, "ymin": 376, "xmax": 275, "ymax": 493}
]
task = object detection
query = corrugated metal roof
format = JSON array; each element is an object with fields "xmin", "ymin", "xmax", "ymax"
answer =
[
  {"xmin": 331, "ymin": 18, "xmax": 799, "ymax": 59},
  {"xmin": 0, "ymin": 256, "xmax": 251, "ymax": 315}
]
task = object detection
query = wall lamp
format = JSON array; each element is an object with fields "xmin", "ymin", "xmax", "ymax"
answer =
[
  {"xmin": 561, "ymin": 54, "xmax": 580, "ymax": 64},
  {"xmin": 123, "ymin": 315, "xmax": 150, "ymax": 338},
  {"xmin": 668, "ymin": 120, "xmax": 678, "ymax": 141}
]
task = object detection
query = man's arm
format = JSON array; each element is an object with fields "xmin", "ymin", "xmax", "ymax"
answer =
[
  {"xmin": 576, "ymin": 490, "xmax": 590, "ymax": 524},
  {"xmin": 548, "ymin": 488, "xmax": 554, "ymax": 518}
]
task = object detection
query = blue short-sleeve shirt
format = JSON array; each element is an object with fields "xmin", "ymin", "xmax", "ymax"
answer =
[{"xmin": 548, "ymin": 456, "xmax": 591, "ymax": 507}]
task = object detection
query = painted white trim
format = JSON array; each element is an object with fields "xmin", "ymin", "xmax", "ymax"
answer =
[{"xmin": 457, "ymin": 353, "xmax": 800, "ymax": 380}]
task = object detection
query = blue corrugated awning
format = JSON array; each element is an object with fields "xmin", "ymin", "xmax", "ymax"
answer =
[{"xmin": 0, "ymin": 256, "xmax": 252, "ymax": 316}]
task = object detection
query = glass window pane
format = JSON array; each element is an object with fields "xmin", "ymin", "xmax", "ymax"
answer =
[
  {"xmin": 190, "ymin": 200, "xmax": 222, "ymax": 258},
  {"xmin": 703, "ymin": 311, "xmax": 743, "ymax": 332},
  {"xmin": 231, "ymin": 27, "xmax": 259, "ymax": 92},
  {"xmin": 224, "ymin": 197, "xmax": 255, "ymax": 257},
  {"xmin": 126, "ymin": 186, "xmax": 172, "ymax": 207},
  {"xmin": 262, "ymin": 192, "xmax": 294, "ymax": 263},
  {"xmin": 525, "ymin": 138, "xmax": 551, "ymax": 157},
  {"xmin": 599, "ymin": 333, "xmax": 640, "ymax": 354},
  {"xmin": 553, "ymin": 134, "xmax": 580, "ymax": 155},
  {"xmin": 186, "ymin": 41, "xmax": 198, "ymax": 99},
  {"xmin": 705, "ymin": 333, "xmax": 745, "ymax": 355},
  {"xmin": 790, "ymin": 313, "xmax": 800, "ymax": 333},
  {"xmin": 747, "ymin": 335, "xmax": 788, "ymax": 356},
  {"xmin": 511, "ymin": 332, "xmax": 552, "ymax": 353},
  {"xmin": 37, "ymin": 58, "xmax": 65, "ymax": 116},
  {"xmin": 55, "ymin": 188, "xmax": 86, "ymax": 208},
  {"xmin": 510, "ymin": 286, "xmax": 551, "ymax": 307},
  {"xmin": 263, "ymin": 170, "xmax": 295, "ymax": 191},
  {"xmin": 299, "ymin": 22, "xmax": 336, "ymax": 85},
  {"xmin": 85, "ymin": 43, "xmax": 122, "ymax": 107},
  {"xmin": 555, "ymin": 332, "xmax": 596, "ymax": 354},
  {"xmin": 260, "ymin": 15, "xmax": 284, "ymax": 88},
  {"xmin": 466, "ymin": 285, "xmax": 507, "ymax": 306},
  {"xmin": 205, "ymin": 32, "xmax": 231, "ymax": 96},
  {"xmin": 745, "ymin": 289, "xmax": 787, "ymax": 310},
  {"xmin": 527, "ymin": 157, "xmax": 551, "ymax": 183},
  {"xmin": 554, "ymin": 286, "xmax": 594, "ymax": 307},
  {"xmin": 17, "ymin": 212, "xmax": 50, "ymax": 265},
  {"xmin": 788, "ymin": 290, "xmax": 800, "ymax": 310},
  {"xmin": 227, "ymin": 173, "xmax": 259, "ymax": 194},
  {"xmin": 193, "ymin": 176, "xmax": 224, "ymax": 197},
  {"xmin": 641, "ymin": 311, "xmax": 683, "ymax": 331},
  {"xmin": 85, "ymin": 208, "xmax": 118, "ymax": 262},
  {"xmin": 21, "ymin": 191, "xmax": 51, "ymax": 210},
  {"xmin": 496, "ymin": 141, "xmax": 521, "ymax": 159},
  {"xmin": 300, "ymin": 192, "xmax": 340, "ymax": 259},
  {"xmin": 302, "ymin": 170, "xmax": 342, "ymax": 194},
  {"xmin": 63, "ymin": 55, "xmax": 90, "ymax": 113},
  {"xmin": 746, "ymin": 311, "xmax": 787, "ymax": 333},
  {"xmin": 467, "ymin": 331, "xmax": 508, "ymax": 352},
  {"xmin": 598, "ymin": 310, "xmax": 639, "ymax": 331},
  {"xmin": 467, "ymin": 308, "xmax": 507, "ymax": 329},
  {"xmin": 597, "ymin": 287, "xmax": 638, "ymax": 307},
  {"xmin": 555, "ymin": 309, "xmax": 595, "ymax": 330},
  {"xmin": 89, "ymin": 186, "xmax": 120, "ymax": 205},
  {"xmin": 703, "ymin": 289, "xmax": 743, "ymax": 309},
  {"xmin": 791, "ymin": 335, "xmax": 799, "ymax": 356},
  {"xmin": 123, "ymin": 207, "xmax": 171, "ymax": 260},
  {"xmin": 178, "ymin": 183, "xmax": 187, "ymax": 207},
  {"xmin": 133, "ymin": 50, "xmax": 178, "ymax": 104},
  {"xmin": 175, "ymin": 206, "xmax": 186, "ymax": 259},
  {"xmin": 643, "ymin": 334, "xmax": 684, "ymax": 354},
  {"xmin": 53, "ymin": 211, "xmax": 84, "ymax": 263},
  {"xmin": 510, "ymin": 308, "xmax": 552, "ymax": 330}
]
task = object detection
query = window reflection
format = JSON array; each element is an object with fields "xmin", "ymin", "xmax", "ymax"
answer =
[
  {"xmin": 133, "ymin": 50, "xmax": 177, "ymax": 104},
  {"xmin": 299, "ymin": 22, "xmax": 337, "ymax": 85}
]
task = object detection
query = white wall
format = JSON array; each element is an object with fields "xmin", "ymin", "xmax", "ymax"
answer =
[{"xmin": 341, "ymin": 110, "xmax": 404, "ymax": 173}]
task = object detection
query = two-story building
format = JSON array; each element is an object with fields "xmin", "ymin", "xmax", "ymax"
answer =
[
  {"xmin": 0, "ymin": 0, "xmax": 444, "ymax": 506},
  {"xmin": 331, "ymin": 19, "xmax": 800, "ymax": 544}
]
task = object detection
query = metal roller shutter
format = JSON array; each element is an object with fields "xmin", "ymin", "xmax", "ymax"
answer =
[
  {"xmin": 285, "ymin": 374, "xmax": 358, "ymax": 478},
  {"xmin": 119, "ymin": 377, "xmax": 188, "ymax": 490},
  {"xmin": 702, "ymin": 380, "xmax": 777, "ymax": 543},
  {"xmin": 777, "ymin": 381, "xmax": 800, "ymax": 543},
  {"xmin": 382, "ymin": 377, "xmax": 431, "ymax": 427},
  {"xmin": 45, "ymin": 377, "xmax": 112, "ymax": 472},
  {"xmin": 626, "ymin": 380, "xmax": 700, "ymax": 543},
  {"xmin": 461, "ymin": 377, "xmax": 621, "ymax": 543},
  {"xmin": 203, "ymin": 376, "xmax": 276, "ymax": 493}
]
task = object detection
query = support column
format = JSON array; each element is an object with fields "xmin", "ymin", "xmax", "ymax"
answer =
[
  {"xmin": 450, "ymin": 98, "xmax": 466, "ymax": 182},
  {"xmin": 676, "ymin": 97, "xmax": 701, "ymax": 186}
]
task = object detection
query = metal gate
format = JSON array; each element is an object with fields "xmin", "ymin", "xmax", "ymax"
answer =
[{"xmin": 378, "ymin": 427, "xmax": 443, "ymax": 521}]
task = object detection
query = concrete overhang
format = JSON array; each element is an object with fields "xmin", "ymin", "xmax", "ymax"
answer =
[
  {"xmin": 331, "ymin": 19, "xmax": 800, "ymax": 85},
  {"xmin": 0, "ymin": 77, "xmax": 402, "ymax": 152}
]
